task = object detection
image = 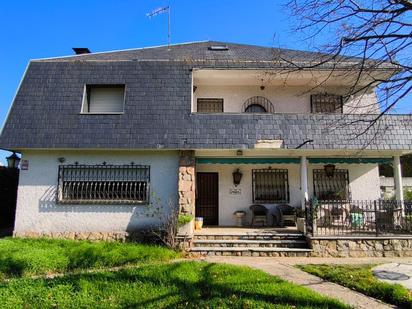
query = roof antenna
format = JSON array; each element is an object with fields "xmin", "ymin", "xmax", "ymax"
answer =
[{"xmin": 146, "ymin": 5, "xmax": 171, "ymax": 50}]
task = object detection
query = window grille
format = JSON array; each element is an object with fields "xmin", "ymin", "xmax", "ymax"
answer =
[
  {"xmin": 197, "ymin": 98, "xmax": 224, "ymax": 113},
  {"xmin": 57, "ymin": 164, "xmax": 150, "ymax": 204},
  {"xmin": 311, "ymin": 94, "xmax": 343, "ymax": 113},
  {"xmin": 313, "ymin": 169, "xmax": 349, "ymax": 200},
  {"xmin": 252, "ymin": 169, "xmax": 289, "ymax": 203},
  {"xmin": 243, "ymin": 96, "xmax": 274, "ymax": 113}
]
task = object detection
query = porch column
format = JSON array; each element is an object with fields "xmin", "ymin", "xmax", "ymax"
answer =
[
  {"xmin": 178, "ymin": 150, "xmax": 196, "ymax": 216},
  {"xmin": 300, "ymin": 156, "xmax": 309, "ymax": 209},
  {"xmin": 393, "ymin": 155, "xmax": 404, "ymax": 215}
]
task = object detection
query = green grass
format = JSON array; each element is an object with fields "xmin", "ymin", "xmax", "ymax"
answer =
[
  {"xmin": 0, "ymin": 261, "xmax": 349, "ymax": 309},
  {"xmin": 0, "ymin": 237, "xmax": 179, "ymax": 279},
  {"xmin": 297, "ymin": 264, "xmax": 412, "ymax": 308}
]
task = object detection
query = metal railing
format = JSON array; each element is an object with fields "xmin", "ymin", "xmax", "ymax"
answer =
[
  {"xmin": 57, "ymin": 164, "xmax": 150, "ymax": 204},
  {"xmin": 305, "ymin": 199, "xmax": 412, "ymax": 236}
]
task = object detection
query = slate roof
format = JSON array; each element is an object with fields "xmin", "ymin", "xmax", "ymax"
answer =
[
  {"xmin": 0, "ymin": 41, "xmax": 411, "ymax": 152},
  {"xmin": 36, "ymin": 41, "xmax": 391, "ymax": 68}
]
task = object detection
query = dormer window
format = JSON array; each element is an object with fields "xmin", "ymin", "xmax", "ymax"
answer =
[
  {"xmin": 243, "ymin": 96, "xmax": 274, "ymax": 113},
  {"xmin": 311, "ymin": 94, "xmax": 343, "ymax": 114},
  {"xmin": 82, "ymin": 85, "xmax": 125, "ymax": 114}
]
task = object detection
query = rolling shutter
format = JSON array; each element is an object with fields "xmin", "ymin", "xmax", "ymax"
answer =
[{"xmin": 87, "ymin": 86, "xmax": 124, "ymax": 113}]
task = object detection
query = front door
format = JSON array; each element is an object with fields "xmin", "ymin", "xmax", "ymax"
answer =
[{"xmin": 196, "ymin": 172, "xmax": 219, "ymax": 225}]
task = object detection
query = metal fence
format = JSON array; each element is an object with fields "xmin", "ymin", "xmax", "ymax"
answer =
[
  {"xmin": 305, "ymin": 199, "xmax": 412, "ymax": 236},
  {"xmin": 57, "ymin": 164, "xmax": 150, "ymax": 204}
]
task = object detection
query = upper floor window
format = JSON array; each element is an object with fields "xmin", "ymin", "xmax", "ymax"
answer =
[
  {"xmin": 243, "ymin": 96, "xmax": 274, "ymax": 113},
  {"xmin": 197, "ymin": 98, "xmax": 224, "ymax": 113},
  {"xmin": 82, "ymin": 85, "xmax": 125, "ymax": 114},
  {"xmin": 57, "ymin": 164, "xmax": 150, "ymax": 204},
  {"xmin": 311, "ymin": 94, "xmax": 343, "ymax": 114},
  {"xmin": 252, "ymin": 168, "xmax": 289, "ymax": 203}
]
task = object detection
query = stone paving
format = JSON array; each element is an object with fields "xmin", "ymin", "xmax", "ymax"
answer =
[
  {"xmin": 202, "ymin": 256, "xmax": 408, "ymax": 309},
  {"xmin": 373, "ymin": 262, "xmax": 412, "ymax": 290}
]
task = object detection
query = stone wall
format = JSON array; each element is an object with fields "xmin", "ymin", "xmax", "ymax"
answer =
[
  {"xmin": 13, "ymin": 231, "xmax": 150, "ymax": 242},
  {"xmin": 178, "ymin": 150, "xmax": 196, "ymax": 216},
  {"xmin": 309, "ymin": 237, "xmax": 412, "ymax": 257}
]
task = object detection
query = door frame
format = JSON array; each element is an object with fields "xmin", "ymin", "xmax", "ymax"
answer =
[{"xmin": 196, "ymin": 172, "xmax": 219, "ymax": 226}]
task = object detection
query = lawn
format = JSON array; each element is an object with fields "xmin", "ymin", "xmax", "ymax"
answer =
[
  {"xmin": 0, "ymin": 261, "xmax": 349, "ymax": 309},
  {"xmin": 297, "ymin": 264, "xmax": 412, "ymax": 309},
  {"xmin": 0, "ymin": 238, "xmax": 349, "ymax": 308},
  {"xmin": 0, "ymin": 237, "xmax": 179, "ymax": 279}
]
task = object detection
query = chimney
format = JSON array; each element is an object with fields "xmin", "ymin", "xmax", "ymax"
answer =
[{"xmin": 72, "ymin": 47, "xmax": 91, "ymax": 55}]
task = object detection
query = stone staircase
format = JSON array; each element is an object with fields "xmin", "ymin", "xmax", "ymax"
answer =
[{"xmin": 190, "ymin": 230, "xmax": 312, "ymax": 257}]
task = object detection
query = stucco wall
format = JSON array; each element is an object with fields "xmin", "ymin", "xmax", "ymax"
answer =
[
  {"xmin": 380, "ymin": 176, "xmax": 412, "ymax": 199},
  {"xmin": 14, "ymin": 150, "xmax": 179, "ymax": 235},
  {"xmin": 196, "ymin": 163, "xmax": 380, "ymax": 226},
  {"xmin": 193, "ymin": 85, "xmax": 378, "ymax": 114}
]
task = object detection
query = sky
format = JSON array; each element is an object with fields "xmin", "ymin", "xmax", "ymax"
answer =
[{"xmin": 0, "ymin": 0, "xmax": 410, "ymax": 164}]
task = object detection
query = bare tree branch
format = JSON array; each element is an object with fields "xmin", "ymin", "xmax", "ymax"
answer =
[{"xmin": 282, "ymin": 0, "xmax": 412, "ymax": 145}]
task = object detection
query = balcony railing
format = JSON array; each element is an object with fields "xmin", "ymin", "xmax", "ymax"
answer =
[{"xmin": 305, "ymin": 200, "xmax": 412, "ymax": 236}]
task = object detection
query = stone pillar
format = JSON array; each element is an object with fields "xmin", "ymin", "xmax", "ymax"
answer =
[
  {"xmin": 178, "ymin": 150, "xmax": 195, "ymax": 216},
  {"xmin": 393, "ymin": 155, "xmax": 404, "ymax": 216},
  {"xmin": 300, "ymin": 156, "xmax": 309, "ymax": 209}
]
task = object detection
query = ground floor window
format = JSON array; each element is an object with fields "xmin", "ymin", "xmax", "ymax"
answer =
[
  {"xmin": 252, "ymin": 168, "xmax": 289, "ymax": 203},
  {"xmin": 313, "ymin": 169, "xmax": 349, "ymax": 200},
  {"xmin": 57, "ymin": 164, "xmax": 150, "ymax": 204}
]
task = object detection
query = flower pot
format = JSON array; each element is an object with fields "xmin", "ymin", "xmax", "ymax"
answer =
[
  {"xmin": 177, "ymin": 219, "xmax": 194, "ymax": 237},
  {"xmin": 296, "ymin": 217, "xmax": 306, "ymax": 233},
  {"xmin": 234, "ymin": 211, "xmax": 246, "ymax": 227},
  {"xmin": 194, "ymin": 217, "xmax": 203, "ymax": 230}
]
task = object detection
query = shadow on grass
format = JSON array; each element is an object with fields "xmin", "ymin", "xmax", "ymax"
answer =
[
  {"xmin": 33, "ymin": 262, "xmax": 347, "ymax": 309},
  {"xmin": 0, "ymin": 257, "xmax": 26, "ymax": 278}
]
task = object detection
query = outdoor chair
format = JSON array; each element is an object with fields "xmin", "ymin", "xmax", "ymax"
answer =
[
  {"xmin": 249, "ymin": 204, "xmax": 268, "ymax": 227},
  {"xmin": 274, "ymin": 204, "xmax": 296, "ymax": 227}
]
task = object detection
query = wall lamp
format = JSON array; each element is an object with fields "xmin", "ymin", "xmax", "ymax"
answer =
[{"xmin": 232, "ymin": 169, "xmax": 243, "ymax": 186}]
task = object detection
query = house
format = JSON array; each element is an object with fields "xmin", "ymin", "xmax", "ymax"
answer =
[{"xmin": 1, "ymin": 41, "xmax": 412, "ymax": 255}]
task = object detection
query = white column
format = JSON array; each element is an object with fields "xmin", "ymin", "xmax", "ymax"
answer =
[
  {"xmin": 393, "ymin": 155, "xmax": 404, "ymax": 215},
  {"xmin": 300, "ymin": 156, "xmax": 309, "ymax": 209}
]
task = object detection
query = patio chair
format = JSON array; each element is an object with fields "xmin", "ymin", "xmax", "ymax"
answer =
[
  {"xmin": 275, "ymin": 204, "xmax": 296, "ymax": 227},
  {"xmin": 249, "ymin": 204, "xmax": 268, "ymax": 227}
]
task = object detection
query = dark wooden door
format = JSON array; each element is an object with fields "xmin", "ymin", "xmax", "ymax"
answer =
[
  {"xmin": 196, "ymin": 172, "xmax": 219, "ymax": 225},
  {"xmin": 0, "ymin": 167, "xmax": 19, "ymax": 237}
]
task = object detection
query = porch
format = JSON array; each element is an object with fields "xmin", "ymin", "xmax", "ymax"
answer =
[
  {"xmin": 193, "ymin": 152, "xmax": 402, "ymax": 228},
  {"xmin": 178, "ymin": 150, "xmax": 412, "ymax": 238}
]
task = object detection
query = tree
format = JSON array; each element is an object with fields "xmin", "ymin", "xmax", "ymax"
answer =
[{"xmin": 284, "ymin": 0, "xmax": 412, "ymax": 132}]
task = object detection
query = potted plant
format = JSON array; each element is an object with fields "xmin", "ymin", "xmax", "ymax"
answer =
[{"xmin": 177, "ymin": 214, "xmax": 194, "ymax": 237}]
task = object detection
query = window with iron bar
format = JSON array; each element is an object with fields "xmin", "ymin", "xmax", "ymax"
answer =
[
  {"xmin": 57, "ymin": 164, "xmax": 150, "ymax": 204},
  {"xmin": 311, "ymin": 94, "xmax": 343, "ymax": 113},
  {"xmin": 313, "ymin": 169, "xmax": 349, "ymax": 200},
  {"xmin": 197, "ymin": 98, "xmax": 224, "ymax": 113},
  {"xmin": 252, "ymin": 169, "xmax": 289, "ymax": 203}
]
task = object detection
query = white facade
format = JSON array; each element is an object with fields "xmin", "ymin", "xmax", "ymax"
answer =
[
  {"xmin": 14, "ymin": 150, "xmax": 179, "ymax": 235},
  {"xmin": 192, "ymin": 69, "xmax": 379, "ymax": 114},
  {"xmin": 193, "ymin": 85, "xmax": 378, "ymax": 114},
  {"xmin": 197, "ymin": 162, "xmax": 380, "ymax": 226}
]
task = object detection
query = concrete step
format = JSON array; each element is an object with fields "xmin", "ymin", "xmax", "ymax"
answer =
[
  {"xmin": 194, "ymin": 233, "xmax": 305, "ymax": 241},
  {"xmin": 189, "ymin": 246, "xmax": 312, "ymax": 257},
  {"xmin": 193, "ymin": 239, "xmax": 309, "ymax": 248}
]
